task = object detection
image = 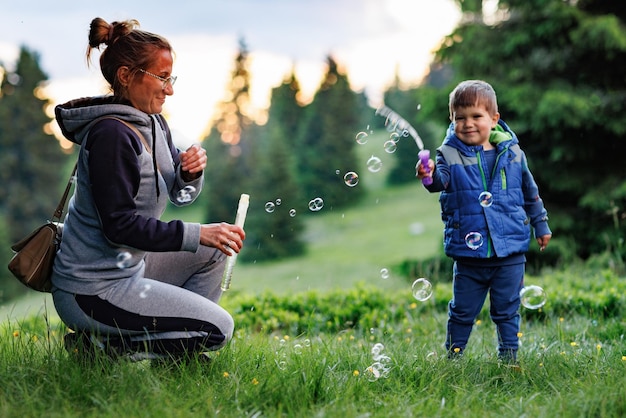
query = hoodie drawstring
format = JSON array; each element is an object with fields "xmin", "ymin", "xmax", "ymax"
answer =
[{"xmin": 150, "ymin": 116, "xmax": 160, "ymax": 198}]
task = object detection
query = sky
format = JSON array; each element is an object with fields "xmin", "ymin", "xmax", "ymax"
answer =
[{"xmin": 0, "ymin": 0, "xmax": 462, "ymax": 148}]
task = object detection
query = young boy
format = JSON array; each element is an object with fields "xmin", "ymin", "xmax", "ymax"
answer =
[{"xmin": 417, "ymin": 80, "xmax": 551, "ymax": 362}]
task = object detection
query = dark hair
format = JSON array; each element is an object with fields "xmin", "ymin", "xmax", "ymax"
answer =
[
  {"xmin": 448, "ymin": 80, "xmax": 498, "ymax": 119},
  {"xmin": 86, "ymin": 17, "xmax": 172, "ymax": 97}
]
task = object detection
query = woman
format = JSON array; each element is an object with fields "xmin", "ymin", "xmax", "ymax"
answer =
[{"xmin": 52, "ymin": 17, "xmax": 245, "ymax": 361}]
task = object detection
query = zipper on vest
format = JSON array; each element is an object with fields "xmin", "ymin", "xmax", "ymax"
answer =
[{"xmin": 476, "ymin": 151, "xmax": 493, "ymax": 257}]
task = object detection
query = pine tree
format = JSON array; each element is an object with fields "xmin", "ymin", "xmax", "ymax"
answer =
[
  {"xmin": 0, "ymin": 46, "xmax": 69, "ymax": 243},
  {"xmin": 294, "ymin": 56, "xmax": 364, "ymax": 210},
  {"xmin": 241, "ymin": 72, "xmax": 306, "ymax": 262},
  {"xmin": 438, "ymin": 0, "xmax": 626, "ymax": 258},
  {"xmin": 202, "ymin": 38, "xmax": 256, "ymax": 224}
]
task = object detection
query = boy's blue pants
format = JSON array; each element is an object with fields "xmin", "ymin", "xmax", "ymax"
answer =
[{"xmin": 445, "ymin": 261, "xmax": 524, "ymax": 357}]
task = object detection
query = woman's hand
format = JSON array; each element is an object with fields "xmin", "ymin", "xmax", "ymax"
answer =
[
  {"xmin": 180, "ymin": 144, "xmax": 207, "ymax": 180},
  {"xmin": 200, "ymin": 222, "xmax": 246, "ymax": 256}
]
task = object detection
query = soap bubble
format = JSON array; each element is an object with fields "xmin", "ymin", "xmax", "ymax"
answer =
[
  {"xmin": 371, "ymin": 343, "xmax": 385, "ymax": 357},
  {"xmin": 380, "ymin": 268, "xmax": 390, "ymax": 279},
  {"xmin": 275, "ymin": 198, "xmax": 282, "ymax": 206},
  {"xmin": 389, "ymin": 132, "xmax": 401, "ymax": 143},
  {"xmin": 344, "ymin": 171, "xmax": 359, "ymax": 187},
  {"xmin": 479, "ymin": 191, "xmax": 493, "ymax": 208},
  {"xmin": 289, "ymin": 209, "xmax": 297, "ymax": 217},
  {"xmin": 265, "ymin": 202, "xmax": 276, "ymax": 213},
  {"xmin": 520, "ymin": 285, "xmax": 547, "ymax": 309},
  {"xmin": 308, "ymin": 197, "xmax": 324, "ymax": 212},
  {"xmin": 176, "ymin": 185, "xmax": 196, "ymax": 203},
  {"xmin": 367, "ymin": 156, "xmax": 383, "ymax": 173},
  {"xmin": 364, "ymin": 362, "xmax": 384, "ymax": 382},
  {"xmin": 465, "ymin": 232, "xmax": 484, "ymax": 250},
  {"xmin": 383, "ymin": 140, "xmax": 397, "ymax": 153},
  {"xmin": 116, "ymin": 251, "xmax": 132, "ymax": 269},
  {"xmin": 412, "ymin": 278, "xmax": 433, "ymax": 301},
  {"xmin": 355, "ymin": 131, "xmax": 369, "ymax": 145}
]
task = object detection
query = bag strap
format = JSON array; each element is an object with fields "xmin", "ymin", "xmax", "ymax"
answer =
[
  {"xmin": 96, "ymin": 116, "xmax": 153, "ymax": 154},
  {"xmin": 52, "ymin": 162, "xmax": 77, "ymax": 222}
]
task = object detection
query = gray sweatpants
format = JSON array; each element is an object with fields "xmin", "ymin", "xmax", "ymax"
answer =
[{"xmin": 52, "ymin": 245, "xmax": 234, "ymax": 353}]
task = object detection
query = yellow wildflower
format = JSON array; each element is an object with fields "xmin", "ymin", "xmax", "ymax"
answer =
[
  {"xmin": 454, "ymin": 347, "xmax": 461, "ymax": 353},
  {"xmin": 517, "ymin": 332, "xmax": 523, "ymax": 338},
  {"xmin": 353, "ymin": 370, "xmax": 359, "ymax": 377},
  {"xmin": 409, "ymin": 303, "xmax": 417, "ymax": 309},
  {"xmin": 349, "ymin": 335, "xmax": 355, "ymax": 341},
  {"xmin": 251, "ymin": 378, "xmax": 259, "ymax": 385},
  {"xmin": 283, "ymin": 335, "xmax": 290, "ymax": 341},
  {"xmin": 570, "ymin": 342, "xmax": 578, "ymax": 347},
  {"xmin": 622, "ymin": 356, "xmax": 626, "ymax": 361},
  {"xmin": 475, "ymin": 320, "xmax": 482, "ymax": 326},
  {"xmin": 223, "ymin": 372, "xmax": 229, "ymax": 378},
  {"xmin": 13, "ymin": 331, "xmax": 19, "ymax": 337},
  {"xmin": 559, "ymin": 317, "xmax": 564, "ymax": 322}
]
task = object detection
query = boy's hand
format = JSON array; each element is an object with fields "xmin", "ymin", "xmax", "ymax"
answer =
[
  {"xmin": 537, "ymin": 234, "xmax": 552, "ymax": 251},
  {"xmin": 416, "ymin": 159, "xmax": 435, "ymax": 181}
]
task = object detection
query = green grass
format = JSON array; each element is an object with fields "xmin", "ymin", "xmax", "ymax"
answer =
[
  {"xmin": 1, "ymin": 287, "xmax": 625, "ymax": 418},
  {"xmin": 165, "ymin": 130, "xmax": 443, "ymax": 295},
  {"xmin": 3, "ymin": 134, "xmax": 626, "ymax": 416}
]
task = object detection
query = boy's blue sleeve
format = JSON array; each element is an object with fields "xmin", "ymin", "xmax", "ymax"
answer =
[
  {"xmin": 521, "ymin": 151, "xmax": 551, "ymax": 237},
  {"xmin": 424, "ymin": 148, "xmax": 449, "ymax": 192}
]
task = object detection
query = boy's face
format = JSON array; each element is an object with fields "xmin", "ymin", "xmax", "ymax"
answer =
[{"xmin": 451, "ymin": 104, "xmax": 499, "ymax": 148}]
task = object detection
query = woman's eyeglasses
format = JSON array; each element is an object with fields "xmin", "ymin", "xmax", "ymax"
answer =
[{"xmin": 138, "ymin": 69, "xmax": 177, "ymax": 90}]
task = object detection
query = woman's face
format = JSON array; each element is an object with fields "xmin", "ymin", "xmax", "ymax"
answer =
[{"xmin": 126, "ymin": 49, "xmax": 174, "ymax": 115}]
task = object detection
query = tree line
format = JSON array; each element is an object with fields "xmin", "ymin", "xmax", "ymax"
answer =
[{"xmin": 1, "ymin": 0, "xmax": 625, "ymax": 300}]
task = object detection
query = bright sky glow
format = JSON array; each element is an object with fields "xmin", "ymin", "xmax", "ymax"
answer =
[{"xmin": 0, "ymin": 0, "xmax": 461, "ymax": 148}]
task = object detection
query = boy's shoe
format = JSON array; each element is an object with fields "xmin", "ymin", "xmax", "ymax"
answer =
[
  {"xmin": 446, "ymin": 348, "xmax": 464, "ymax": 360},
  {"xmin": 497, "ymin": 349, "xmax": 518, "ymax": 364}
]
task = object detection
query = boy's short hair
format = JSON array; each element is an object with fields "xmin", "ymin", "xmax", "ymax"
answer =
[{"xmin": 449, "ymin": 80, "xmax": 499, "ymax": 118}]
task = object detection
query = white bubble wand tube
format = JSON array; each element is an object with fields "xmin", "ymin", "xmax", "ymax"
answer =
[{"xmin": 221, "ymin": 193, "xmax": 250, "ymax": 291}]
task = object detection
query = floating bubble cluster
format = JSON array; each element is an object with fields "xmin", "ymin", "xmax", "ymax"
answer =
[
  {"xmin": 364, "ymin": 342, "xmax": 392, "ymax": 382},
  {"xmin": 176, "ymin": 185, "xmax": 196, "ymax": 203},
  {"xmin": 412, "ymin": 278, "xmax": 433, "ymax": 301},
  {"xmin": 520, "ymin": 285, "xmax": 547, "ymax": 309},
  {"xmin": 308, "ymin": 197, "xmax": 324, "ymax": 212},
  {"xmin": 275, "ymin": 337, "xmax": 312, "ymax": 370}
]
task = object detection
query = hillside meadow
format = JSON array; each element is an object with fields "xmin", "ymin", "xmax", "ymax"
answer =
[{"xmin": 2, "ymin": 137, "xmax": 626, "ymax": 417}]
